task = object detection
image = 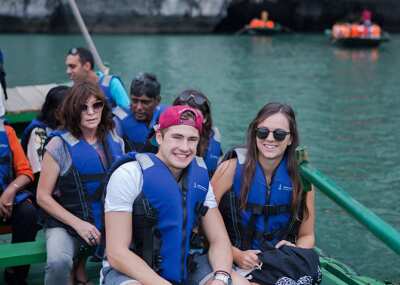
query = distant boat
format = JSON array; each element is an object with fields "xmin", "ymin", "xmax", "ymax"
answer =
[
  {"xmin": 237, "ymin": 10, "xmax": 288, "ymax": 35},
  {"xmin": 238, "ymin": 24, "xmax": 284, "ymax": 36},
  {"xmin": 328, "ymin": 23, "xmax": 390, "ymax": 48}
]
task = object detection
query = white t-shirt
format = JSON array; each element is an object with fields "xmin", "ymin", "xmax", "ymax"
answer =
[{"xmin": 105, "ymin": 161, "xmax": 217, "ymax": 213}]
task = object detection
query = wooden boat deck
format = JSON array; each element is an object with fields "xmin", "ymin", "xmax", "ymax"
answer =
[{"xmin": 3, "ymin": 84, "xmax": 58, "ymax": 124}]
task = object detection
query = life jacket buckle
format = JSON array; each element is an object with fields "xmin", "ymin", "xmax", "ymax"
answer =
[{"xmin": 195, "ymin": 203, "xmax": 209, "ymax": 216}]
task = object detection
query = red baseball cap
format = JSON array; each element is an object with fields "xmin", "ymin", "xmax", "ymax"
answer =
[{"xmin": 158, "ymin": 105, "xmax": 203, "ymax": 133}]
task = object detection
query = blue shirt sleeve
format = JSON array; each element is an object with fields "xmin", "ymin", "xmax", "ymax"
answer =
[{"xmin": 110, "ymin": 77, "xmax": 131, "ymax": 109}]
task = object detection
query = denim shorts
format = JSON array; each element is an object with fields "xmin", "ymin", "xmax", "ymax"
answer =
[{"xmin": 101, "ymin": 254, "xmax": 213, "ymax": 285}]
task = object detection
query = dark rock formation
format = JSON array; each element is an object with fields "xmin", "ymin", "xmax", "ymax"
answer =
[
  {"xmin": 0, "ymin": 0, "xmax": 399, "ymax": 33},
  {"xmin": 218, "ymin": 0, "xmax": 400, "ymax": 32}
]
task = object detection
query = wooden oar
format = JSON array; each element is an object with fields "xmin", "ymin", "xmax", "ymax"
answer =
[{"xmin": 66, "ymin": 0, "xmax": 109, "ymax": 75}]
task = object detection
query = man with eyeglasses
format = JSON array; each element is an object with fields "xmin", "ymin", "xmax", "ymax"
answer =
[
  {"xmin": 65, "ymin": 47, "xmax": 130, "ymax": 109},
  {"xmin": 113, "ymin": 72, "xmax": 166, "ymax": 152}
]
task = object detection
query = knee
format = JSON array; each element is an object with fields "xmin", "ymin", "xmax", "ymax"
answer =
[
  {"xmin": 46, "ymin": 253, "xmax": 74, "ymax": 274},
  {"xmin": 13, "ymin": 201, "xmax": 37, "ymax": 223}
]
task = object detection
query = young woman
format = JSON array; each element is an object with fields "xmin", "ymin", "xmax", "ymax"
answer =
[
  {"xmin": 173, "ymin": 89, "xmax": 222, "ymax": 176},
  {"xmin": 21, "ymin": 85, "xmax": 69, "ymax": 182},
  {"xmin": 37, "ymin": 81, "xmax": 124, "ymax": 285},
  {"xmin": 212, "ymin": 103, "xmax": 315, "ymax": 284}
]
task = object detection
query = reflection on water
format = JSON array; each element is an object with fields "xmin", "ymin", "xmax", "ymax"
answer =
[
  {"xmin": 0, "ymin": 33, "xmax": 399, "ymax": 281},
  {"xmin": 333, "ymin": 48, "xmax": 379, "ymax": 62}
]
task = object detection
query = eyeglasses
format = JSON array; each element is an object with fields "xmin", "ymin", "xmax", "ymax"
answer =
[
  {"xmin": 255, "ymin": 127, "xmax": 290, "ymax": 142},
  {"xmin": 178, "ymin": 93, "xmax": 207, "ymax": 106},
  {"xmin": 81, "ymin": 101, "xmax": 104, "ymax": 113}
]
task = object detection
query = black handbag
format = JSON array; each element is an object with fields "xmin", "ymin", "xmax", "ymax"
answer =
[{"xmin": 249, "ymin": 245, "xmax": 322, "ymax": 285}]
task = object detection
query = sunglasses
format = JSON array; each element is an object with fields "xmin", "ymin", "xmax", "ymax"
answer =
[
  {"xmin": 255, "ymin": 127, "xmax": 290, "ymax": 142},
  {"xmin": 68, "ymin": 47, "xmax": 79, "ymax": 55},
  {"xmin": 178, "ymin": 93, "xmax": 207, "ymax": 106},
  {"xmin": 81, "ymin": 101, "xmax": 104, "ymax": 113}
]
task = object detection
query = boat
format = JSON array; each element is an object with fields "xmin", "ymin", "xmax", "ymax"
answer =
[
  {"xmin": 238, "ymin": 24, "xmax": 284, "ymax": 36},
  {"xmin": 329, "ymin": 23, "xmax": 390, "ymax": 48},
  {"xmin": 237, "ymin": 10, "xmax": 287, "ymax": 35}
]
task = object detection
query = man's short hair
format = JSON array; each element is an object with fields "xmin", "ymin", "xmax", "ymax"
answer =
[
  {"xmin": 67, "ymin": 47, "xmax": 94, "ymax": 70},
  {"xmin": 130, "ymin": 72, "xmax": 161, "ymax": 99}
]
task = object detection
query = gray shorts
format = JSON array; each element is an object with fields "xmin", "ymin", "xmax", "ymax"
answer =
[{"xmin": 101, "ymin": 254, "xmax": 213, "ymax": 285}]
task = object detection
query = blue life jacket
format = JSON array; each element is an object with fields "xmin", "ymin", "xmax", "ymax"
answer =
[
  {"xmin": 203, "ymin": 127, "xmax": 222, "ymax": 175},
  {"xmin": 113, "ymin": 104, "xmax": 166, "ymax": 152},
  {"xmin": 46, "ymin": 130, "xmax": 124, "ymax": 236},
  {"xmin": 0, "ymin": 119, "xmax": 31, "ymax": 204},
  {"xmin": 20, "ymin": 119, "xmax": 49, "ymax": 152},
  {"xmin": 220, "ymin": 148, "xmax": 294, "ymax": 250},
  {"xmin": 98, "ymin": 74, "xmax": 122, "ymax": 108},
  {"xmin": 108, "ymin": 152, "xmax": 209, "ymax": 283}
]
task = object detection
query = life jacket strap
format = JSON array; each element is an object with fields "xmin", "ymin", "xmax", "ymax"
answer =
[
  {"xmin": 245, "ymin": 202, "xmax": 291, "ymax": 216},
  {"xmin": 132, "ymin": 196, "xmax": 163, "ymax": 273},
  {"xmin": 0, "ymin": 155, "xmax": 10, "ymax": 164}
]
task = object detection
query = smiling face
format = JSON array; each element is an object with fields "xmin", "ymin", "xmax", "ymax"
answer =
[
  {"xmin": 156, "ymin": 125, "xmax": 200, "ymax": 176},
  {"xmin": 80, "ymin": 95, "xmax": 104, "ymax": 133},
  {"xmin": 256, "ymin": 112, "xmax": 292, "ymax": 163}
]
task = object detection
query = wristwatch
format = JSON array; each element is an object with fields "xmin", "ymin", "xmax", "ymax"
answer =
[{"xmin": 213, "ymin": 271, "xmax": 232, "ymax": 285}]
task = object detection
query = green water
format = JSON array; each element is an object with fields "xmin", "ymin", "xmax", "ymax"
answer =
[{"xmin": 1, "ymin": 34, "xmax": 399, "ymax": 281}]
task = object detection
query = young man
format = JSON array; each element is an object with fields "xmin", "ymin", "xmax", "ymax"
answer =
[
  {"xmin": 113, "ymin": 72, "xmax": 166, "ymax": 152},
  {"xmin": 102, "ymin": 106, "xmax": 239, "ymax": 285},
  {"xmin": 65, "ymin": 47, "xmax": 130, "ymax": 109}
]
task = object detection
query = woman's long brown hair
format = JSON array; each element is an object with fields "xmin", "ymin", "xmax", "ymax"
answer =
[
  {"xmin": 240, "ymin": 102, "xmax": 308, "ymax": 221},
  {"xmin": 58, "ymin": 80, "xmax": 114, "ymax": 140}
]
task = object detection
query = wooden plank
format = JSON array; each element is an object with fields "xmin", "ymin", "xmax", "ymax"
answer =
[
  {"xmin": 0, "ymin": 239, "xmax": 46, "ymax": 267},
  {"xmin": 4, "ymin": 84, "xmax": 58, "ymax": 114}
]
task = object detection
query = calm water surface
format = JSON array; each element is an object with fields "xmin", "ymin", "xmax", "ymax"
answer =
[{"xmin": 1, "ymin": 33, "xmax": 399, "ymax": 281}]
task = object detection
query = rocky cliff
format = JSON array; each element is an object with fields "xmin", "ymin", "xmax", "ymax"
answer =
[{"xmin": 0, "ymin": 0, "xmax": 230, "ymax": 33}]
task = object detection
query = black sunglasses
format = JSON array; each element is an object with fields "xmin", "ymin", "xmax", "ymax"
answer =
[
  {"xmin": 81, "ymin": 101, "xmax": 104, "ymax": 113},
  {"xmin": 178, "ymin": 93, "xmax": 207, "ymax": 106},
  {"xmin": 255, "ymin": 127, "xmax": 290, "ymax": 142}
]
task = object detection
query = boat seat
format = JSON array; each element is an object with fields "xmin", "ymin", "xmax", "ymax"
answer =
[{"xmin": 0, "ymin": 237, "xmax": 46, "ymax": 267}]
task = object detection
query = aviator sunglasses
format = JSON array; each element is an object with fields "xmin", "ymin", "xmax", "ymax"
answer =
[
  {"xmin": 255, "ymin": 127, "xmax": 290, "ymax": 142},
  {"xmin": 81, "ymin": 101, "xmax": 104, "ymax": 113},
  {"xmin": 178, "ymin": 93, "xmax": 207, "ymax": 106}
]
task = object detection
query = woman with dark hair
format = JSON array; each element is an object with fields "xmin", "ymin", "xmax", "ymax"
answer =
[
  {"xmin": 37, "ymin": 80, "xmax": 124, "ymax": 285},
  {"xmin": 173, "ymin": 89, "xmax": 222, "ymax": 176},
  {"xmin": 21, "ymin": 85, "xmax": 69, "ymax": 180},
  {"xmin": 212, "ymin": 103, "xmax": 316, "ymax": 285}
]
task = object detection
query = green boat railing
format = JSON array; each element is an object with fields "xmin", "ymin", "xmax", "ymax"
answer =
[{"xmin": 297, "ymin": 148, "xmax": 400, "ymax": 256}]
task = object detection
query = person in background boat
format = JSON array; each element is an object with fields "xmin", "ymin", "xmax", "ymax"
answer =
[
  {"xmin": 212, "ymin": 103, "xmax": 316, "ymax": 284},
  {"xmin": 0, "ymin": 49, "xmax": 8, "ymax": 100},
  {"xmin": 101, "ymin": 105, "xmax": 250, "ymax": 285},
  {"xmin": 0, "ymin": 103, "xmax": 37, "ymax": 284},
  {"xmin": 249, "ymin": 10, "xmax": 275, "ymax": 29},
  {"xmin": 113, "ymin": 72, "xmax": 166, "ymax": 152},
  {"xmin": 36, "ymin": 80, "xmax": 124, "ymax": 285},
  {"xmin": 361, "ymin": 8, "xmax": 372, "ymax": 26},
  {"xmin": 21, "ymin": 85, "xmax": 69, "ymax": 186},
  {"xmin": 173, "ymin": 89, "xmax": 222, "ymax": 176},
  {"xmin": 65, "ymin": 47, "xmax": 130, "ymax": 109}
]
